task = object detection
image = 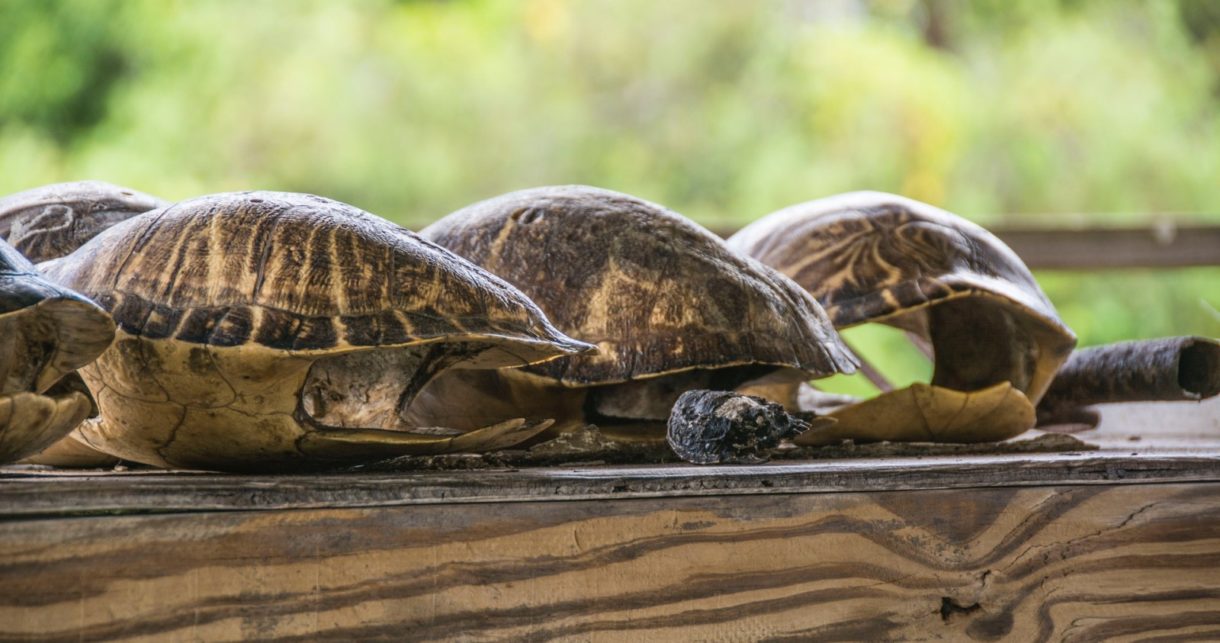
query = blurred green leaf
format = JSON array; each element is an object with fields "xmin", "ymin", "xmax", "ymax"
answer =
[{"xmin": 0, "ymin": 0, "xmax": 1216, "ymax": 380}]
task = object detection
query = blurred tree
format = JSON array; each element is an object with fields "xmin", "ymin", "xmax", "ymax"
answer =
[
  {"xmin": 0, "ymin": 0, "xmax": 1215, "ymax": 385},
  {"xmin": 0, "ymin": 0, "xmax": 133, "ymax": 143},
  {"xmin": 1179, "ymin": 0, "xmax": 1220, "ymax": 94}
]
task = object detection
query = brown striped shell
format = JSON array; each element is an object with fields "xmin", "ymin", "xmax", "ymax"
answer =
[
  {"xmin": 0, "ymin": 238, "xmax": 115, "ymax": 463},
  {"xmin": 41, "ymin": 191, "xmax": 593, "ymax": 471},
  {"xmin": 0, "ymin": 181, "xmax": 168, "ymax": 263},
  {"xmin": 421, "ymin": 185, "xmax": 858, "ymax": 387},
  {"xmin": 49, "ymin": 191, "xmax": 589, "ymax": 360},
  {"xmin": 728, "ymin": 191, "xmax": 1077, "ymax": 404}
]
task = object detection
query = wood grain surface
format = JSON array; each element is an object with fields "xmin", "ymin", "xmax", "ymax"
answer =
[
  {"xmin": 1, "ymin": 481, "xmax": 1218, "ymax": 641},
  {"xmin": 2, "ymin": 449, "xmax": 1219, "ymax": 517}
]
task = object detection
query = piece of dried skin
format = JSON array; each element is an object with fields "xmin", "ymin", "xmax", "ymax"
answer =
[
  {"xmin": 733, "ymin": 367, "xmax": 810, "ymax": 411},
  {"xmin": 298, "ymin": 417, "xmax": 555, "ymax": 459},
  {"xmin": 403, "ymin": 368, "xmax": 587, "ymax": 437},
  {"xmin": 794, "ymin": 381, "xmax": 1035, "ymax": 446},
  {"xmin": 21, "ymin": 425, "xmax": 120, "ymax": 468},
  {"xmin": 0, "ymin": 390, "xmax": 93, "ymax": 463}
]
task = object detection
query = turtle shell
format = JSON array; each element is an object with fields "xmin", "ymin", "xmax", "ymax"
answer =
[
  {"xmin": 1, "ymin": 238, "xmax": 115, "ymax": 395},
  {"xmin": 47, "ymin": 191, "xmax": 588, "ymax": 363},
  {"xmin": 728, "ymin": 191, "xmax": 1077, "ymax": 403},
  {"xmin": 420, "ymin": 185, "xmax": 858, "ymax": 386},
  {"xmin": 0, "ymin": 181, "xmax": 158, "ymax": 466},
  {"xmin": 0, "ymin": 180, "xmax": 168, "ymax": 262},
  {"xmin": 0, "ymin": 238, "xmax": 114, "ymax": 463},
  {"xmin": 40, "ymin": 191, "xmax": 590, "ymax": 471}
]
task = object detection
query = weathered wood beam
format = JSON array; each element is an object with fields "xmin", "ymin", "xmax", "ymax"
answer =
[
  {"xmin": 711, "ymin": 224, "xmax": 1220, "ymax": 269},
  {"xmin": 1, "ymin": 482, "xmax": 1217, "ymax": 640},
  {"xmin": 2, "ymin": 450, "xmax": 1218, "ymax": 517},
  {"xmin": 995, "ymin": 225, "xmax": 1220, "ymax": 270}
]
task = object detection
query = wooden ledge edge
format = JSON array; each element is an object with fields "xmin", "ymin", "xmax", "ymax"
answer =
[{"xmin": 1, "ymin": 450, "xmax": 1218, "ymax": 519}]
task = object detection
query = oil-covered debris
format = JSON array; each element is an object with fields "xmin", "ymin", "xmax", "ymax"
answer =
[
  {"xmin": 667, "ymin": 389, "xmax": 815, "ymax": 464},
  {"xmin": 1038, "ymin": 336, "xmax": 1220, "ymax": 428}
]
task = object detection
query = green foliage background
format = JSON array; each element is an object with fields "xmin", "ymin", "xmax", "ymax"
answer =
[{"xmin": 2, "ymin": 0, "xmax": 1217, "ymax": 394}]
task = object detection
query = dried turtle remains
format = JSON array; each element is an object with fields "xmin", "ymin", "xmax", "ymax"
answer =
[
  {"xmin": 41, "ymin": 191, "xmax": 593, "ymax": 472},
  {"xmin": 666, "ymin": 389, "xmax": 826, "ymax": 465},
  {"xmin": 0, "ymin": 180, "xmax": 168, "ymax": 263},
  {"xmin": 728, "ymin": 191, "xmax": 1078, "ymax": 445},
  {"xmin": 0, "ymin": 237, "xmax": 115, "ymax": 463},
  {"xmin": 0, "ymin": 181, "xmax": 168, "ymax": 467},
  {"xmin": 415, "ymin": 185, "xmax": 857, "ymax": 452}
]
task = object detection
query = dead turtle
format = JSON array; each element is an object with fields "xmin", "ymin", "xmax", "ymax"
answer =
[
  {"xmin": 728, "ymin": 191, "xmax": 1077, "ymax": 444},
  {"xmin": 0, "ymin": 237, "xmax": 115, "ymax": 463},
  {"xmin": 41, "ymin": 191, "xmax": 594, "ymax": 472},
  {"xmin": 0, "ymin": 181, "xmax": 166, "ymax": 467},
  {"xmin": 415, "ymin": 185, "xmax": 857, "ymax": 444},
  {"xmin": 0, "ymin": 180, "xmax": 168, "ymax": 262}
]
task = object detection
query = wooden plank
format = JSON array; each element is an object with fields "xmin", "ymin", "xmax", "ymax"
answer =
[
  {"xmin": 710, "ymin": 223, "xmax": 1220, "ymax": 269},
  {"xmin": 994, "ymin": 225, "xmax": 1220, "ymax": 270},
  {"xmin": 1082, "ymin": 398, "xmax": 1220, "ymax": 450},
  {"xmin": 2, "ymin": 449, "xmax": 1219, "ymax": 518},
  {"xmin": 1, "ymin": 482, "xmax": 1217, "ymax": 640}
]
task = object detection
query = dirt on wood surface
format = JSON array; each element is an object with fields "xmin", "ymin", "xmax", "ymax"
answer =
[
  {"xmin": 349, "ymin": 427, "xmax": 1095, "ymax": 472},
  {"xmin": 10, "ymin": 427, "xmax": 1100, "ymax": 475}
]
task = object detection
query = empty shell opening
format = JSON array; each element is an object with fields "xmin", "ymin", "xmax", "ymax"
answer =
[
  {"xmin": 0, "ymin": 314, "xmax": 57, "ymax": 395},
  {"xmin": 300, "ymin": 342, "xmax": 490, "ymax": 432},
  {"xmin": 927, "ymin": 298, "xmax": 1040, "ymax": 393},
  {"xmin": 587, "ymin": 365, "xmax": 777, "ymax": 422},
  {"xmin": 1179, "ymin": 340, "xmax": 1220, "ymax": 398}
]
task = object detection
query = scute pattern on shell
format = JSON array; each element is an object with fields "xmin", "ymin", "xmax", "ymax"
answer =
[
  {"xmin": 0, "ymin": 180, "xmax": 169, "ymax": 262},
  {"xmin": 728, "ymin": 191, "xmax": 1070, "ymax": 336},
  {"xmin": 421, "ymin": 185, "xmax": 857, "ymax": 385},
  {"xmin": 43, "ymin": 191, "xmax": 587, "ymax": 358},
  {"xmin": 1, "ymin": 238, "xmax": 115, "ymax": 390},
  {"xmin": 728, "ymin": 191, "xmax": 1077, "ymax": 404}
]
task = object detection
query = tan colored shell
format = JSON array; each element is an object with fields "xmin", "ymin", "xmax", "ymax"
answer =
[
  {"xmin": 0, "ymin": 238, "xmax": 114, "ymax": 463},
  {"xmin": 409, "ymin": 186, "xmax": 856, "ymax": 438},
  {"xmin": 0, "ymin": 180, "xmax": 168, "ymax": 262},
  {"xmin": 53, "ymin": 191, "xmax": 589, "ymax": 358},
  {"xmin": 0, "ymin": 390, "xmax": 94, "ymax": 464},
  {"xmin": 421, "ymin": 185, "xmax": 858, "ymax": 386},
  {"xmin": 44, "ymin": 191, "xmax": 592, "ymax": 471},
  {"xmin": 728, "ymin": 191, "xmax": 1077, "ymax": 403},
  {"xmin": 0, "ymin": 181, "xmax": 166, "ymax": 466},
  {"xmin": 20, "ymin": 409, "xmax": 117, "ymax": 468}
]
